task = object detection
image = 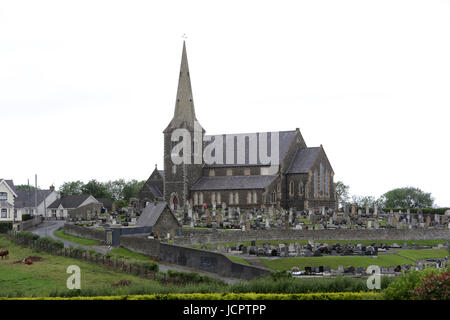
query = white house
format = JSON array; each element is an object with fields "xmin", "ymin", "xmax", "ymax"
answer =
[
  {"xmin": 14, "ymin": 186, "xmax": 60, "ymax": 218},
  {"xmin": 0, "ymin": 179, "xmax": 18, "ymax": 222},
  {"xmin": 47, "ymin": 194, "xmax": 100, "ymax": 219}
]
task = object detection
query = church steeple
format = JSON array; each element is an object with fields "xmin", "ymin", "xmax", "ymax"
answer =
[{"xmin": 164, "ymin": 41, "xmax": 203, "ymax": 133}]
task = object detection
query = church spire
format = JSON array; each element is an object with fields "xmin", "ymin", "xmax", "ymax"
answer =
[{"xmin": 164, "ymin": 41, "xmax": 203, "ymax": 133}]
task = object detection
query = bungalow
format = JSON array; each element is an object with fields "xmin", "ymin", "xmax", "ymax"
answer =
[
  {"xmin": 47, "ymin": 194, "xmax": 101, "ymax": 220},
  {"xmin": 14, "ymin": 186, "xmax": 60, "ymax": 218}
]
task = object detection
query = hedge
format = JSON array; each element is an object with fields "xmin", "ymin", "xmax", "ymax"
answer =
[
  {"xmin": 0, "ymin": 292, "xmax": 383, "ymax": 300},
  {"xmin": 0, "ymin": 222, "xmax": 13, "ymax": 234}
]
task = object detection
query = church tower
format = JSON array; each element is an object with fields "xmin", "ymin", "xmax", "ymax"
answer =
[{"xmin": 163, "ymin": 41, "xmax": 204, "ymax": 210}]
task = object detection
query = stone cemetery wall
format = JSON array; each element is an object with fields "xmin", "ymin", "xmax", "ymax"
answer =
[
  {"xmin": 19, "ymin": 216, "xmax": 43, "ymax": 231},
  {"xmin": 175, "ymin": 228, "xmax": 450, "ymax": 245},
  {"xmin": 120, "ymin": 235, "xmax": 160, "ymax": 259},
  {"xmin": 119, "ymin": 235, "xmax": 270, "ymax": 280},
  {"xmin": 159, "ymin": 242, "xmax": 271, "ymax": 280},
  {"xmin": 63, "ymin": 224, "xmax": 106, "ymax": 242}
]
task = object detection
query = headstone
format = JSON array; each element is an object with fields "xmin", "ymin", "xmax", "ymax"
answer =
[{"xmin": 366, "ymin": 206, "xmax": 370, "ymax": 216}]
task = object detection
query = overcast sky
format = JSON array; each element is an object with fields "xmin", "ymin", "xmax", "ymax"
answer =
[{"xmin": 1, "ymin": 1, "xmax": 449, "ymax": 206}]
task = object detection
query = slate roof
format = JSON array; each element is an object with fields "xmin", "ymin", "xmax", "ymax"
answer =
[
  {"xmin": 191, "ymin": 175, "xmax": 278, "ymax": 191},
  {"xmin": 15, "ymin": 189, "xmax": 52, "ymax": 208},
  {"xmin": 203, "ymin": 130, "xmax": 297, "ymax": 168},
  {"xmin": 286, "ymin": 147, "xmax": 320, "ymax": 174},
  {"xmin": 136, "ymin": 202, "xmax": 168, "ymax": 227},
  {"xmin": 47, "ymin": 194, "xmax": 92, "ymax": 209},
  {"xmin": 147, "ymin": 182, "xmax": 163, "ymax": 198},
  {"xmin": 0, "ymin": 179, "xmax": 17, "ymax": 195}
]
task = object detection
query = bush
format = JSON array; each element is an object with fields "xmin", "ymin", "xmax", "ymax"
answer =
[
  {"xmin": 382, "ymin": 268, "xmax": 442, "ymax": 300},
  {"xmin": 1, "ymin": 292, "xmax": 383, "ymax": 300},
  {"xmin": 412, "ymin": 270, "xmax": 450, "ymax": 300},
  {"xmin": 21, "ymin": 214, "xmax": 33, "ymax": 221},
  {"xmin": 0, "ymin": 222, "xmax": 13, "ymax": 234}
]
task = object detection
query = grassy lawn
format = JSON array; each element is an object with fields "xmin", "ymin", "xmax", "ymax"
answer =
[
  {"xmin": 0, "ymin": 235, "xmax": 160, "ymax": 297},
  {"xmin": 53, "ymin": 229, "xmax": 101, "ymax": 246},
  {"xmin": 110, "ymin": 248, "xmax": 154, "ymax": 262},
  {"xmin": 259, "ymin": 248, "xmax": 450, "ymax": 271},
  {"xmin": 395, "ymin": 249, "xmax": 449, "ymax": 260},
  {"xmin": 226, "ymin": 255, "xmax": 250, "ymax": 265},
  {"xmin": 259, "ymin": 255, "xmax": 411, "ymax": 271}
]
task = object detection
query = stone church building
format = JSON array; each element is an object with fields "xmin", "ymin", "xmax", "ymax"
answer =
[{"xmin": 139, "ymin": 42, "xmax": 336, "ymax": 212}]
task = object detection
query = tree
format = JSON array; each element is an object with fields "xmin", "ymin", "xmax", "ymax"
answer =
[
  {"xmin": 382, "ymin": 187, "xmax": 434, "ymax": 208},
  {"xmin": 59, "ymin": 181, "xmax": 84, "ymax": 196},
  {"xmin": 351, "ymin": 195, "xmax": 383, "ymax": 209},
  {"xmin": 335, "ymin": 181, "xmax": 350, "ymax": 208},
  {"xmin": 14, "ymin": 185, "xmax": 36, "ymax": 192},
  {"xmin": 81, "ymin": 179, "xmax": 112, "ymax": 200},
  {"xmin": 122, "ymin": 180, "xmax": 146, "ymax": 201},
  {"xmin": 104, "ymin": 179, "xmax": 126, "ymax": 201}
]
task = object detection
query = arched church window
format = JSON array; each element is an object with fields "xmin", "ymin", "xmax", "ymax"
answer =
[
  {"xmin": 199, "ymin": 192, "xmax": 204, "ymax": 204},
  {"xmin": 289, "ymin": 181, "xmax": 295, "ymax": 196},
  {"xmin": 253, "ymin": 191, "xmax": 257, "ymax": 204},
  {"xmin": 314, "ymin": 169, "xmax": 318, "ymax": 198},
  {"xmin": 247, "ymin": 192, "xmax": 252, "ymax": 204},
  {"xmin": 229, "ymin": 192, "xmax": 234, "ymax": 205},
  {"xmin": 320, "ymin": 163, "xmax": 324, "ymax": 195},
  {"xmin": 211, "ymin": 192, "xmax": 216, "ymax": 205},
  {"xmin": 235, "ymin": 192, "xmax": 239, "ymax": 204}
]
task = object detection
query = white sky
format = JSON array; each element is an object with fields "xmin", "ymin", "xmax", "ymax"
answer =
[{"xmin": 1, "ymin": 0, "xmax": 449, "ymax": 206}]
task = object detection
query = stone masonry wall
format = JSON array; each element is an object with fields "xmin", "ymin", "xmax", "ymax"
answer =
[
  {"xmin": 63, "ymin": 224, "xmax": 106, "ymax": 242},
  {"xmin": 174, "ymin": 228, "xmax": 450, "ymax": 245},
  {"xmin": 118, "ymin": 235, "xmax": 271, "ymax": 280},
  {"xmin": 120, "ymin": 235, "xmax": 160, "ymax": 259}
]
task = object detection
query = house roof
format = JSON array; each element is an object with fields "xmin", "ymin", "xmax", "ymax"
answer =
[
  {"xmin": 203, "ymin": 130, "xmax": 297, "ymax": 168},
  {"xmin": 15, "ymin": 189, "xmax": 53, "ymax": 208},
  {"xmin": 96, "ymin": 198, "xmax": 113, "ymax": 210},
  {"xmin": 136, "ymin": 201, "xmax": 168, "ymax": 227},
  {"xmin": 0, "ymin": 179, "xmax": 17, "ymax": 196},
  {"xmin": 286, "ymin": 147, "xmax": 320, "ymax": 174},
  {"xmin": 47, "ymin": 194, "xmax": 92, "ymax": 209},
  {"xmin": 191, "ymin": 175, "xmax": 278, "ymax": 191}
]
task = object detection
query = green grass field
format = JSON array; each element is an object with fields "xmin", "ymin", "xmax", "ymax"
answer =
[
  {"xmin": 259, "ymin": 249, "xmax": 449, "ymax": 271},
  {"xmin": 53, "ymin": 229, "xmax": 101, "ymax": 246},
  {"xmin": 0, "ymin": 235, "xmax": 159, "ymax": 297},
  {"xmin": 109, "ymin": 247, "xmax": 154, "ymax": 262},
  {"xmin": 226, "ymin": 255, "xmax": 250, "ymax": 265}
]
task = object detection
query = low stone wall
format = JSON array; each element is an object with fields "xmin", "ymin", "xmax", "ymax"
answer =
[
  {"xmin": 63, "ymin": 224, "xmax": 106, "ymax": 242},
  {"xmin": 175, "ymin": 228, "xmax": 450, "ymax": 245},
  {"xmin": 120, "ymin": 235, "xmax": 160, "ymax": 259},
  {"xmin": 119, "ymin": 235, "xmax": 270, "ymax": 280},
  {"xmin": 20, "ymin": 216, "xmax": 43, "ymax": 231},
  {"xmin": 159, "ymin": 243, "xmax": 270, "ymax": 280}
]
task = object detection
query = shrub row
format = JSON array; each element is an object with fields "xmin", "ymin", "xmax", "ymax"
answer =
[{"xmin": 0, "ymin": 292, "xmax": 383, "ymax": 300}]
